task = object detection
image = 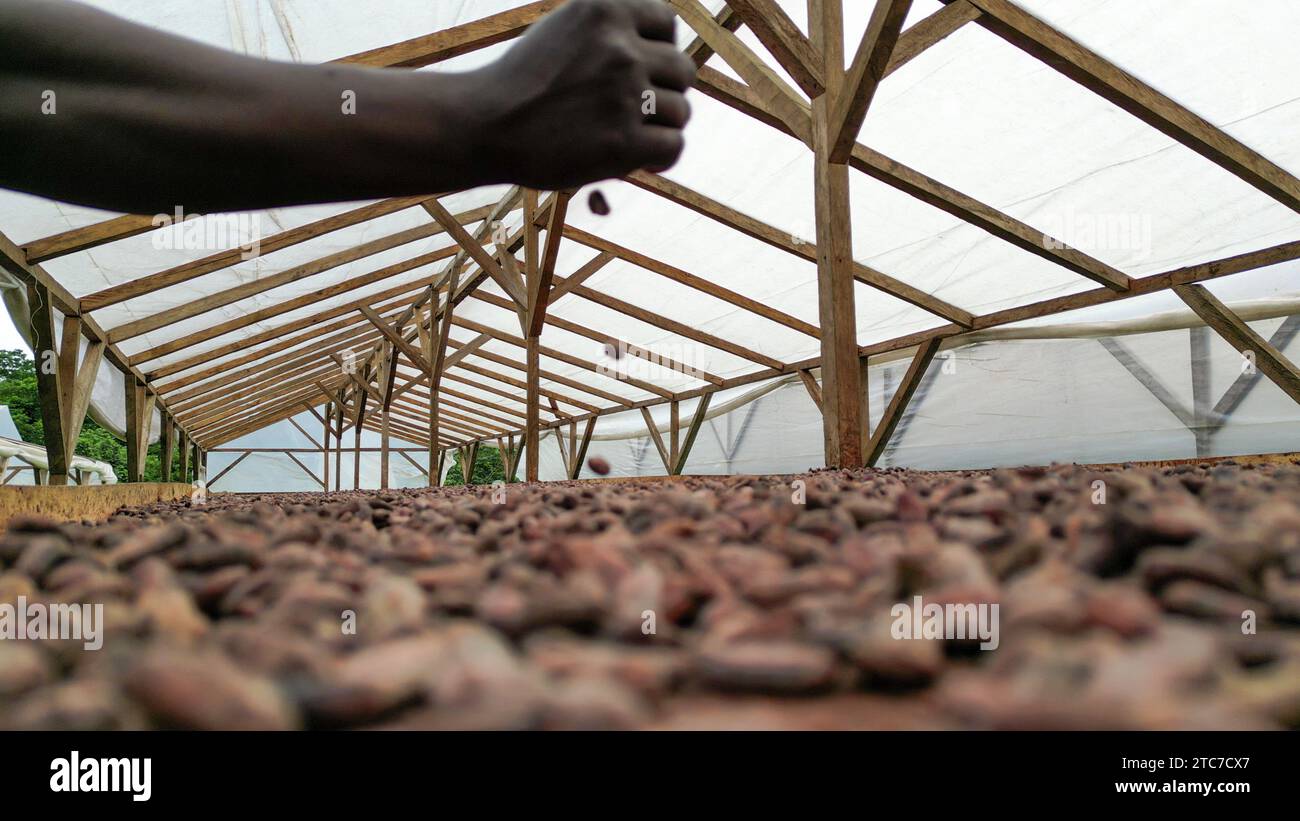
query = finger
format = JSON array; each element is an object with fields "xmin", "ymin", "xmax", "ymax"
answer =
[
  {"xmin": 626, "ymin": 0, "xmax": 677, "ymax": 43},
  {"xmin": 643, "ymin": 89, "xmax": 690, "ymax": 128},
  {"xmin": 642, "ymin": 41, "xmax": 697, "ymax": 92},
  {"xmin": 632, "ymin": 124, "xmax": 686, "ymax": 172}
]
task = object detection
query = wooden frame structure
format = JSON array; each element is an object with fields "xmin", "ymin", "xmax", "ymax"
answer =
[{"xmin": 4, "ymin": 0, "xmax": 1300, "ymax": 485}]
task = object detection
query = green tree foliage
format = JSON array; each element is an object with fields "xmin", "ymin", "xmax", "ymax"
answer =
[
  {"xmin": 0, "ymin": 349, "xmax": 168, "ymax": 482},
  {"xmin": 443, "ymin": 445, "xmax": 515, "ymax": 486}
]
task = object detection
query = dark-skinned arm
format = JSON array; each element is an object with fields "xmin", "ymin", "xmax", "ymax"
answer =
[{"xmin": 0, "ymin": 0, "xmax": 695, "ymax": 214}]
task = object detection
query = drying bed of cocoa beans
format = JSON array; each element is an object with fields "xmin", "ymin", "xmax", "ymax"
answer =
[{"xmin": 2, "ymin": 460, "xmax": 1299, "ymax": 730}]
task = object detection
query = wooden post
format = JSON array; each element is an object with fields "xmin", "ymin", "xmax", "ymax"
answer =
[
  {"xmin": 322, "ymin": 401, "xmax": 332, "ymax": 492},
  {"xmin": 669, "ymin": 400, "xmax": 681, "ymax": 469},
  {"xmin": 421, "ymin": 297, "xmax": 438, "ymax": 488},
  {"xmin": 524, "ymin": 189, "xmax": 542, "ymax": 482},
  {"xmin": 810, "ymin": 0, "xmax": 864, "ymax": 469},
  {"xmin": 124, "ymin": 378, "xmax": 153, "ymax": 482},
  {"xmin": 380, "ymin": 407, "xmax": 390, "ymax": 490},
  {"xmin": 526, "ymin": 334, "xmax": 541, "ymax": 482},
  {"xmin": 26, "ymin": 283, "xmax": 103, "ymax": 486},
  {"xmin": 1189, "ymin": 326, "xmax": 1212, "ymax": 456},
  {"xmin": 160, "ymin": 413, "xmax": 175, "ymax": 482},
  {"xmin": 353, "ymin": 369, "xmax": 368, "ymax": 490},
  {"xmin": 672, "ymin": 395, "xmax": 712, "ymax": 475},
  {"xmin": 353, "ymin": 412, "xmax": 363, "ymax": 490},
  {"xmin": 28, "ymin": 282, "xmax": 69, "ymax": 484},
  {"xmin": 335, "ymin": 401, "xmax": 344, "ymax": 491},
  {"xmin": 178, "ymin": 428, "xmax": 190, "ymax": 483}
]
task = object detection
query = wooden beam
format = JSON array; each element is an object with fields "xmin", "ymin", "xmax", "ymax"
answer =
[
  {"xmin": 360, "ymin": 305, "xmax": 433, "ymax": 377},
  {"xmin": 626, "ymin": 171, "xmax": 976, "ymax": 325},
  {"xmin": 143, "ymin": 279, "xmax": 434, "ymax": 377},
  {"xmin": 865, "ymin": 338, "xmax": 941, "ymax": 466},
  {"xmin": 441, "ymin": 332, "xmax": 492, "ymax": 371},
  {"xmin": 453, "ymin": 315, "xmax": 673, "ymax": 400},
  {"xmin": 797, "ymin": 368, "xmax": 823, "ymax": 413},
  {"xmin": 563, "ymin": 226, "xmax": 820, "ymax": 338},
  {"xmin": 28, "ymin": 282, "xmax": 70, "ymax": 484},
  {"xmin": 1208, "ymin": 315, "xmax": 1300, "ymax": 431},
  {"xmin": 469, "ymin": 287, "xmax": 725, "ymax": 386},
  {"xmin": 693, "ymin": 65, "xmax": 1131, "ymax": 291},
  {"xmin": 567, "ymin": 419, "xmax": 596, "ymax": 480},
  {"xmin": 830, "ymin": 0, "xmax": 913, "ymax": 164},
  {"xmin": 285, "ymin": 451, "xmax": 325, "ymax": 490},
  {"xmin": 79, "ymin": 197, "xmax": 431, "ymax": 310},
  {"xmin": 338, "ymin": 0, "xmax": 562, "ymax": 68},
  {"xmin": 106, "ymin": 221, "xmax": 460, "ymax": 343},
  {"xmin": 128, "ymin": 245, "xmax": 456, "ymax": 366},
  {"xmin": 725, "ymin": 0, "xmax": 825, "ymax": 98},
  {"xmin": 886, "ymin": 1, "xmax": 980, "ymax": 77},
  {"xmin": 810, "ymin": 0, "xmax": 864, "ymax": 468},
  {"xmin": 666, "ymin": 0, "xmax": 812, "ymax": 144},
  {"xmin": 208, "ymin": 451, "xmax": 251, "ymax": 488},
  {"xmin": 529, "ymin": 191, "xmax": 572, "ymax": 338},
  {"xmin": 641, "ymin": 407, "xmax": 672, "ymax": 473},
  {"xmin": 22, "ymin": 215, "xmax": 158, "ymax": 267},
  {"xmin": 548, "ymin": 251, "xmax": 615, "ymax": 303},
  {"xmin": 551, "ymin": 272, "xmax": 789, "ymax": 371},
  {"xmin": 423, "ymin": 199, "xmax": 528, "ymax": 309},
  {"xmin": 1175, "ymin": 285, "xmax": 1300, "ymax": 405},
  {"xmin": 672, "ymin": 394, "xmax": 712, "ymax": 475},
  {"xmin": 962, "ymin": 0, "xmax": 1300, "ymax": 214}
]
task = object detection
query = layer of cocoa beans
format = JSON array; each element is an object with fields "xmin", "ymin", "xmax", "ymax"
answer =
[{"xmin": 2, "ymin": 460, "xmax": 1299, "ymax": 730}]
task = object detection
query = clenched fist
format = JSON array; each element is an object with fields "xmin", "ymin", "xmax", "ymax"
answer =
[{"xmin": 466, "ymin": 0, "xmax": 698, "ymax": 190}]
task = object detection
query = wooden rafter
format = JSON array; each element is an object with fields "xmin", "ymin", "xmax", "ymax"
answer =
[
  {"xmin": 829, "ymin": 0, "xmax": 913, "ymax": 163},
  {"xmin": 1175, "ymin": 285, "xmax": 1300, "ymax": 405},
  {"xmin": 960, "ymin": 0, "xmax": 1300, "ymax": 215}
]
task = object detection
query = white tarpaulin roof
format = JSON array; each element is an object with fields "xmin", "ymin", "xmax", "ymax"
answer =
[{"xmin": 2, "ymin": 1, "xmax": 1299, "ymax": 490}]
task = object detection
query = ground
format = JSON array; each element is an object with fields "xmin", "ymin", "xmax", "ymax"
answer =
[{"xmin": 1, "ymin": 462, "xmax": 1298, "ymax": 730}]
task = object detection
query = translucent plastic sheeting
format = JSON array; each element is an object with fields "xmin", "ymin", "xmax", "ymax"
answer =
[
  {"xmin": 531, "ymin": 311, "xmax": 1300, "ymax": 480},
  {"xmin": 0, "ymin": 0, "xmax": 1297, "ymax": 469},
  {"xmin": 206, "ymin": 408, "xmax": 429, "ymax": 493}
]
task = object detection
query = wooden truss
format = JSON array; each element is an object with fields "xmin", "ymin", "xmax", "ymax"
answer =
[{"xmin": 5, "ymin": 0, "xmax": 1300, "ymax": 485}]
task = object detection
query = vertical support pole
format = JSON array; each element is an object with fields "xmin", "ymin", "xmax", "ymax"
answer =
[
  {"xmin": 28, "ymin": 281, "xmax": 70, "ymax": 484},
  {"xmin": 335, "ymin": 402, "xmax": 344, "ymax": 491},
  {"xmin": 353, "ymin": 372, "xmax": 368, "ymax": 490},
  {"xmin": 125, "ymin": 378, "xmax": 140, "ymax": 482},
  {"xmin": 524, "ymin": 189, "xmax": 541, "ymax": 483},
  {"xmin": 809, "ymin": 0, "xmax": 864, "ymax": 469},
  {"xmin": 160, "ymin": 412, "xmax": 175, "ymax": 482},
  {"xmin": 178, "ymin": 428, "xmax": 190, "ymax": 483},
  {"xmin": 1189, "ymin": 326, "xmax": 1212, "ymax": 457},
  {"xmin": 322, "ymin": 400, "xmax": 331, "ymax": 492},
  {"xmin": 526, "ymin": 335, "xmax": 541, "ymax": 483},
  {"xmin": 192, "ymin": 441, "xmax": 201, "ymax": 484},
  {"xmin": 669, "ymin": 400, "xmax": 680, "ymax": 469},
  {"xmin": 421, "ymin": 298, "xmax": 437, "ymax": 488},
  {"xmin": 380, "ymin": 407, "xmax": 390, "ymax": 490},
  {"xmin": 353, "ymin": 414, "xmax": 363, "ymax": 490}
]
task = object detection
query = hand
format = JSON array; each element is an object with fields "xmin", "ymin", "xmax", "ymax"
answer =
[{"xmin": 466, "ymin": 0, "xmax": 697, "ymax": 190}]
